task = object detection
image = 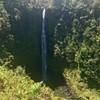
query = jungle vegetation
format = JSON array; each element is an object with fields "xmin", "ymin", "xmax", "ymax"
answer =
[{"xmin": 0, "ymin": 0, "xmax": 100, "ymax": 100}]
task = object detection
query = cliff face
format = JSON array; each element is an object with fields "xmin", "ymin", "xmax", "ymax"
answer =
[
  {"xmin": 2, "ymin": 0, "xmax": 100, "ymax": 79},
  {"xmin": 5, "ymin": 0, "xmax": 100, "ymax": 10},
  {"xmin": 3, "ymin": 0, "xmax": 65, "ymax": 76},
  {"xmin": 5, "ymin": 0, "xmax": 66, "ymax": 9}
]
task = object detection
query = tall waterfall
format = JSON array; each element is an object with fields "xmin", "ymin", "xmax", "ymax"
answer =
[{"xmin": 41, "ymin": 8, "xmax": 47, "ymax": 81}]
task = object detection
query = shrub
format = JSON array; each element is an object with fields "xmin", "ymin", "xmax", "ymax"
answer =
[
  {"xmin": 0, "ymin": 65, "xmax": 68, "ymax": 100},
  {"xmin": 54, "ymin": 3, "xmax": 100, "ymax": 82},
  {"xmin": 63, "ymin": 69, "xmax": 100, "ymax": 100},
  {"xmin": 0, "ymin": 65, "xmax": 43, "ymax": 99}
]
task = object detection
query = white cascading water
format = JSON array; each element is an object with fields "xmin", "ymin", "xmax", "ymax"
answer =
[{"xmin": 41, "ymin": 8, "xmax": 47, "ymax": 81}]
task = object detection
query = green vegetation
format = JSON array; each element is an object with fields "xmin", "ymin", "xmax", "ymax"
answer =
[
  {"xmin": 0, "ymin": 0, "xmax": 100, "ymax": 100},
  {"xmin": 54, "ymin": 0, "xmax": 100, "ymax": 93},
  {"xmin": 0, "ymin": 65, "xmax": 37, "ymax": 99},
  {"xmin": 0, "ymin": 65, "xmax": 69, "ymax": 100},
  {"xmin": 0, "ymin": 65, "xmax": 99, "ymax": 100},
  {"xmin": 64, "ymin": 69, "xmax": 100, "ymax": 100}
]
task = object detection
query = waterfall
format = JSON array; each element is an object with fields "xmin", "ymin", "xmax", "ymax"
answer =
[{"xmin": 41, "ymin": 8, "xmax": 47, "ymax": 81}]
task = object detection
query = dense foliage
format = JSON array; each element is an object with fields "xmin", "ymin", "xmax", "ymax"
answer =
[
  {"xmin": 0, "ymin": 0, "xmax": 100, "ymax": 99},
  {"xmin": 0, "ymin": 0, "xmax": 10, "ymax": 47},
  {"xmin": 0, "ymin": 0, "xmax": 14, "ymax": 66},
  {"xmin": 63, "ymin": 69, "xmax": 100, "ymax": 100},
  {"xmin": 0, "ymin": 65, "xmax": 73, "ymax": 100},
  {"xmin": 0, "ymin": 65, "xmax": 99, "ymax": 100},
  {"xmin": 54, "ymin": 0, "xmax": 100, "ymax": 84}
]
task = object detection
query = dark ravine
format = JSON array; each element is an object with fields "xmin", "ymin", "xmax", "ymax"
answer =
[
  {"xmin": 4, "ymin": 0, "xmax": 100, "ymax": 90},
  {"xmin": 4, "ymin": 0, "xmax": 67, "ymax": 88},
  {"xmin": 0, "ymin": 1, "xmax": 99, "ymax": 100}
]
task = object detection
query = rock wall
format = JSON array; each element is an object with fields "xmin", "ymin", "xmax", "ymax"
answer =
[
  {"xmin": 3, "ymin": 0, "xmax": 100, "ymax": 80},
  {"xmin": 3, "ymin": 0, "xmax": 66, "ymax": 81}
]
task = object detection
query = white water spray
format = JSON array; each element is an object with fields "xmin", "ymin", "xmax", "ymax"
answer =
[{"xmin": 43, "ymin": 8, "xmax": 46, "ymax": 19}]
